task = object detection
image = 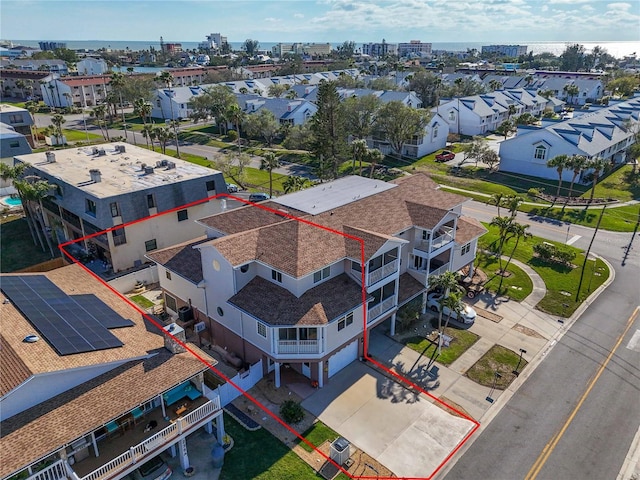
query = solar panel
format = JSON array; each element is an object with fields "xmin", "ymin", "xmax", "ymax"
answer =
[
  {"xmin": 1, "ymin": 275, "xmax": 128, "ymax": 356},
  {"xmin": 71, "ymin": 294, "xmax": 135, "ymax": 328}
]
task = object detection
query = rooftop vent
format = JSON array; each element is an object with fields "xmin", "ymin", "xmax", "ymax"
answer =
[
  {"xmin": 89, "ymin": 169, "xmax": 102, "ymax": 183},
  {"xmin": 115, "ymin": 145, "xmax": 126, "ymax": 153},
  {"xmin": 165, "ymin": 161, "xmax": 176, "ymax": 170},
  {"xmin": 144, "ymin": 166, "xmax": 154, "ymax": 175},
  {"xmin": 45, "ymin": 151, "xmax": 56, "ymax": 163},
  {"xmin": 97, "ymin": 149, "xmax": 106, "ymax": 157}
]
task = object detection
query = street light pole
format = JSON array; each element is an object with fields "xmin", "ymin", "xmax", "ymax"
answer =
[{"xmin": 512, "ymin": 348, "xmax": 527, "ymax": 377}]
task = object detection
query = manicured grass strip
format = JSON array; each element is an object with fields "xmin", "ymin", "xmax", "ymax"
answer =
[
  {"xmin": 479, "ymin": 223, "xmax": 610, "ymax": 316},
  {"xmin": 1, "ymin": 216, "xmax": 54, "ymax": 272},
  {"xmin": 580, "ymin": 164, "xmax": 640, "ymax": 203},
  {"xmin": 130, "ymin": 294, "xmax": 154, "ymax": 309},
  {"xmin": 520, "ymin": 203, "xmax": 640, "ymax": 232},
  {"xmin": 476, "ymin": 252, "xmax": 533, "ymax": 302},
  {"xmin": 220, "ymin": 414, "xmax": 324, "ymax": 480},
  {"xmin": 405, "ymin": 327, "xmax": 479, "ymax": 366},
  {"xmin": 466, "ymin": 345, "xmax": 528, "ymax": 390},
  {"xmin": 60, "ymin": 129, "xmax": 103, "ymax": 142},
  {"xmin": 297, "ymin": 422, "xmax": 340, "ymax": 453}
]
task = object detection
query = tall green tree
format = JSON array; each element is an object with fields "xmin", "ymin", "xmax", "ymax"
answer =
[
  {"xmin": 109, "ymin": 71, "xmax": 128, "ymax": 140},
  {"xmin": 243, "ymin": 109, "xmax": 279, "ymax": 146},
  {"xmin": 243, "ymin": 39, "xmax": 260, "ymax": 56},
  {"xmin": 428, "ymin": 271, "xmax": 464, "ymax": 353},
  {"xmin": 311, "ymin": 81, "xmax": 347, "ymax": 179},
  {"xmin": 50, "ymin": 113, "xmax": 66, "ymax": 142},
  {"xmin": 226, "ymin": 103, "xmax": 245, "ymax": 152},
  {"xmin": 560, "ymin": 44, "xmax": 586, "ymax": 72},
  {"xmin": 566, "ymin": 154, "xmax": 587, "ymax": 201},
  {"xmin": 490, "ymin": 216, "xmax": 514, "ymax": 273},
  {"xmin": 260, "ymin": 151, "xmax": 279, "ymax": 198},
  {"xmin": 547, "ymin": 154, "xmax": 569, "ymax": 197},
  {"xmin": 366, "ymin": 148, "xmax": 384, "ymax": 179},
  {"xmin": 487, "ymin": 192, "xmax": 506, "ymax": 217},
  {"xmin": 373, "ymin": 101, "xmax": 429, "ymax": 157},
  {"xmin": 343, "ymin": 94, "xmax": 381, "ymax": 140},
  {"xmin": 12, "ymin": 175, "xmax": 56, "ymax": 255},
  {"xmin": 439, "ymin": 291, "xmax": 465, "ymax": 332},
  {"xmin": 563, "ymin": 84, "xmax": 580, "ymax": 105},
  {"xmin": 500, "ymin": 222, "xmax": 531, "ymax": 289},
  {"xmin": 408, "ymin": 70, "xmax": 441, "ymax": 107},
  {"xmin": 586, "ymin": 157, "xmax": 609, "ymax": 204},
  {"xmin": 156, "ymin": 71, "xmax": 181, "ymax": 157},
  {"xmin": 283, "ymin": 175, "xmax": 309, "ymax": 193},
  {"xmin": 350, "ymin": 139, "xmax": 368, "ymax": 175},
  {"xmin": 91, "ymin": 104, "xmax": 110, "ymax": 141}
]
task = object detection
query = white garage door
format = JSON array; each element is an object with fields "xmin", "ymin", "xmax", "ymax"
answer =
[{"xmin": 328, "ymin": 340, "xmax": 358, "ymax": 378}]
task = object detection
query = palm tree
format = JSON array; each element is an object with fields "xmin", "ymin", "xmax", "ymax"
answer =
[
  {"xmin": 25, "ymin": 100, "xmax": 39, "ymax": 145},
  {"xmin": 50, "ymin": 113, "xmax": 66, "ymax": 144},
  {"xmin": 153, "ymin": 126, "xmax": 170, "ymax": 154},
  {"xmin": 351, "ymin": 139, "xmax": 368, "ymax": 175},
  {"xmin": 91, "ymin": 104, "xmax": 110, "ymax": 141},
  {"xmin": 490, "ymin": 215, "xmax": 514, "ymax": 273},
  {"xmin": 507, "ymin": 104, "xmax": 517, "ymax": 120},
  {"xmin": 547, "ymin": 154, "xmax": 569, "ymax": 197},
  {"xmin": 133, "ymin": 98, "xmax": 152, "ymax": 126},
  {"xmin": 15, "ymin": 79, "xmax": 25, "ymax": 99},
  {"xmin": 141, "ymin": 124, "xmax": 156, "ymax": 150},
  {"xmin": 565, "ymin": 154, "xmax": 587, "ymax": 204},
  {"xmin": 504, "ymin": 194, "xmax": 523, "ymax": 219},
  {"xmin": 439, "ymin": 291, "xmax": 464, "ymax": 332},
  {"xmin": 109, "ymin": 71, "xmax": 128, "ymax": 141},
  {"xmin": 226, "ymin": 103, "xmax": 245, "ymax": 153},
  {"xmin": 283, "ymin": 175, "xmax": 309, "ymax": 193},
  {"xmin": 260, "ymin": 151, "xmax": 279, "ymax": 198},
  {"xmin": 487, "ymin": 192, "xmax": 506, "ymax": 216},
  {"xmin": 563, "ymin": 84, "xmax": 580, "ymax": 105},
  {"xmin": 500, "ymin": 222, "xmax": 531, "ymax": 289},
  {"xmin": 428, "ymin": 271, "xmax": 464, "ymax": 354},
  {"xmin": 156, "ymin": 71, "xmax": 180, "ymax": 158},
  {"xmin": 366, "ymin": 148, "xmax": 384, "ymax": 179},
  {"xmin": 586, "ymin": 157, "xmax": 608, "ymax": 204},
  {"xmin": 11, "ymin": 174, "xmax": 55, "ymax": 255}
]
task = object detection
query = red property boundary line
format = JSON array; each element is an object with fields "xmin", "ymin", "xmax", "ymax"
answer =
[{"xmin": 58, "ymin": 192, "xmax": 480, "ymax": 480}]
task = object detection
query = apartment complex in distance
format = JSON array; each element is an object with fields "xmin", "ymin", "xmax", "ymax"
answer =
[
  {"xmin": 398, "ymin": 40, "xmax": 432, "ymax": 57},
  {"xmin": 0, "ymin": 264, "xmax": 225, "ymax": 480},
  {"xmin": 14, "ymin": 144, "xmax": 227, "ymax": 274},
  {"xmin": 481, "ymin": 45, "xmax": 528, "ymax": 57},
  {"xmin": 148, "ymin": 174, "xmax": 485, "ymax": 388}
]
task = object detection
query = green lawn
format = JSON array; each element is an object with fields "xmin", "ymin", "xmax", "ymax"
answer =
[
  {"xmin": 297, "ymin": 422, "xmax": 340, "ymax": 453},
  {"xmin": 61, "ymin": 129, "xmax": 103, "ymax": 142},
  {"xmin": 1, "ymin": 216, "xmax": 56, "ymax": 272},
  {"xmin": 475, "ymin": 252, "xmax": 533, "ymax": 301},
  {"xmin": 479, "ymin": 223, "xmax": 610, "ymax": 316},
  {"xmin": 130, "ymin": 294, "xmax": 154, "ymax": 309},
  {"xmin": 581, "ymin": 164, "xmax": 640, "ymax": 202},
  {"xmin": 465, "ymin": 345, "xmax": 528, "ymax": 389},
  {"xmin": 405, "ymin": 327, "xmax": 479, "ymax": 366},
  {"xmin": 220, "ymin": 414, "xmax": 326, "ymax": 480},
  {"xmin": 520, "ymin": 203, "xmax": 640, "ymax": 232}
]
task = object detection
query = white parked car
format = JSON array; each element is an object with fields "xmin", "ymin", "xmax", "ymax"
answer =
[{"xmin": 427, "ymin": 292, "xmax": 476, "ymax": 325}]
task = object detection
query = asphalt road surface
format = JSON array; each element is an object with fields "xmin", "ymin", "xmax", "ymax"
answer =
[{"xmin": 442, "ymin": 201, "xmax": 640, "ymax": 480}]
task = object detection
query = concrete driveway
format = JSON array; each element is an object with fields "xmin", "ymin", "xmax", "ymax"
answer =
[{"xmin": 302, "ymin": 361, "xmax": 475, "ymax": 479}]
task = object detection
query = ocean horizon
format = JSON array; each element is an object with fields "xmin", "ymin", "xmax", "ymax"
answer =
[{"xmin": 6, "ymin": 39, "xmax": 640, "ymax": 59}]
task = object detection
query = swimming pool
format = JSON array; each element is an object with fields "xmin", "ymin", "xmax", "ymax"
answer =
[{"xmin": 0, "ymin": 195, "xmax": 22, "ymax": 208}]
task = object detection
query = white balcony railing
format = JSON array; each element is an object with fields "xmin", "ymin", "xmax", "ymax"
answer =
[
  {"xmin": 79, "ymin": 398, "xmax": 221, "ymax": 480},
  {"xmin": 428, "ymin": 263, "xmax": 450, "ymax": 278},
  {"xmin": 25, "ymin": 459, "xmax": 70, "ymax": 480},
  {"xmin": 368, "ymin": 259, "xmax": 398, "ymax": 286},
  {"xmin": 277, "ymin": 339, "xmax": 321, "ymax": 355},
  {"xmin": 367, "ymin": 297, "xmax": 395, "ymax": 323}
]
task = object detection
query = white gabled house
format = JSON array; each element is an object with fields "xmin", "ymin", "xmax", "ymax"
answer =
[
  {"xmin": 499, "ymin": 96, "xmax": 640, "ymax": 181},
  {"xmin": 148, "ymin": 174, "xmax": 486, "ymax": 388}
]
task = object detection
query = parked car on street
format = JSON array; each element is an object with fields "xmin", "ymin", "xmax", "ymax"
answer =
[
  {"xmin": 226, "ymin": 183, "xmax": 238, "ymax": 193},
  {"xmin": 248, "ymin": 192, "xmax": 270, "ymax": 202},
  {"xmin": 427, "ymin": 292, "xmax": 476, "ymax": 325},
  {"xmin": 435, "ymin": 150, "xmax": 456, "ymax": 162}
]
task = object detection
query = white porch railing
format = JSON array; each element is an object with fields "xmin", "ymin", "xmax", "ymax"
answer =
[
  {"xmin": 25, "ymin": 459, "xmax": 70, "ymax": 480},
  {"xmin": 79, "ymin": 398, "xmax": 221, "ymax": 480},
  {"xmin": 367, "ymin": 297, "xmax": 395, "ymax": 323},
  {"xmin": 428, "ymin": 263, "xmax": 450, "ymax": 278},
  {"xmin": 368, "ymin": 259, "xmax": 398, "ymax": 285},
  {"xmin": 277, "ymin": 339, "xmax": 321, "ymax": 355}
]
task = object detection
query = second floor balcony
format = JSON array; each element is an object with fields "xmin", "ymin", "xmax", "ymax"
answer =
[
  {"xmin": 367, "ymin": 296, "xmax": 395, "ymax": 323},
  {"xmin": 368, "ymin": 258, "xmax": 399, "ymax": 286},
  {"xmin": 276, "ymin": 339, "xmax": 322, "ymax": 355}
]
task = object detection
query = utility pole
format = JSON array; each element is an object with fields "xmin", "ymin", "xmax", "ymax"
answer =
[{"xmin": 575, "ymin": 205, "xmax": 605, "ymax": 301}]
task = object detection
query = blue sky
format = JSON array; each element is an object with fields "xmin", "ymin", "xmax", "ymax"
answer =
[{"xmin": 2, "ymin": 0, "xmax": 639, "ymax": 43}]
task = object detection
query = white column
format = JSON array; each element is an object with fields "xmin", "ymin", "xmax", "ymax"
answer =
[
  {"xmin": 318, "ymin": 361, "xmax": 324, "ymax": 388},
  {"xmin": 178, "ymin": 437, "xmax": 190, "ymax": 470},
  {"xmin": 390, "ymin": 312, "xmax": 397, "ymax": 336},
  {"xmin": 169, "ymin": 444, "xmax": 177, "ymax": 457},
  {"xmin": 204, "ymin": 420, "xmax": 213, "ymax": 434},
  {"xmin": 160, "ymin": 395, "xmax": 166, "ymax": 418},
  {"xmin": 274, "ymin": 362, "xmax": 281, "ymax": 388},
  {"xmin": 216, "ymin": 413, "xmax": 225, "ymax": 442},
  {"xmin": 91, "ymin": 431, "xmax": 99, "ymax": 457},
  {"xmin": 421, "ymin": 292, "xmax": 427, "ymax": 314}
]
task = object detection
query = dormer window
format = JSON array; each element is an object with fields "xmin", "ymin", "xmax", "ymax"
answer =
[{"xmin": 534, "ymin": 145, "xmax": 547, "ymax": 160}]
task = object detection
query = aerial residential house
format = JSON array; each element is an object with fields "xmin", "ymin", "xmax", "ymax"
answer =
[
  {"xmin": 40, "ymin": 74, "xmax": 113, "ymax": 108},
  {"xmin": 435, "ymin": 88, "xmax": 548, "ymax": 135},
  {"xmin": 13, "ymin": 144, "xmax": 227, "ymax": 274},
  {"xmin": 148, "ymin": 174, "xmax": 486, "ymax": 387},
  {"xmin": 76, "ymin": 58, "xmax": 109, "ymax": 76},
  {"xmin": 0, "ymin": 104, "xmax": 34, "ymax": 146},
  {"xmin": 0, "ymin": 264, "xmax": 225, "ymax": 480},
  {"xmin": 237, "ymin": 94, "xmax": 318, "ymax": 127},
  {"xmin": 499, "ymin": 96, "xmax": 640, "ymax": 181}
]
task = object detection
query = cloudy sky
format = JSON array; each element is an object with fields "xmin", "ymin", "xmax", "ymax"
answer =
[{"xmin": 2, "ymin": 0, "xmax": 639, "ymax": 43}]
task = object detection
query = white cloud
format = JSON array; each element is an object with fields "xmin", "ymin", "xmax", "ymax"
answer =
[
  {"xmin": 293, "ymin": 13, "xmax": 304, "ymax": 18},
  {"xmin": 606, "ymin": 2, "xmax": 631, "ymax": 10}
]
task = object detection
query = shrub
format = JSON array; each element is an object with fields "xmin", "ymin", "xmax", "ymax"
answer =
[
  {"xmin": 280, "ymin": 400, "xmax": 304, "ymax": 424},
  {"xmin": 226, "ymin": 130, "xmax": 238, "ymax": 142},
  {"xmin": 533, "ymin": 242, "xmax": 555, "ymax": 261}
]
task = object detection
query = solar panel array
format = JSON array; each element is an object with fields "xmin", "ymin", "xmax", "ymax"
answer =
[{"xmin": 1, "ymin": 275, "xmax": 133, "ymax": 356}]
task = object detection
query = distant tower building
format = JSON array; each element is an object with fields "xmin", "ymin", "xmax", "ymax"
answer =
[
  {"xmin": 198, "ymin": 33, "xmax": 228, "ymax": 52},
  {"xmin": 397, "ymin": 40, "xmax": 432, "ymax": 57},
  {"xmin": 362, "ymin": 40, "xmax": 398, "ymax": 57},
  {"xmin": 38, "ymin": 41, "xmax": 67, "ymax": 51},
  {"xmin": 481, "ymin": 45, "xmax": 528, "ymax": 57}
]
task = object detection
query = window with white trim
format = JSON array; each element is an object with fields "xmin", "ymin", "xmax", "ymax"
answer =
[
  {"xmin": 534, "ymin": 145, "xmax": 547, "ymax": 160},
  {"xmin": 338, "ymin": 312, "xmax": 354, "ymax": 331},
  {"xmin": 257, "ymin": 322, "xmax": 267, "ymax": 338},
  {"xmin": 313, "ymin": 266, "xmax": 330, "ymax": 283},
  {"xmin": 461, "ymin": 243, "xmax": 471, "ymax": 255}
]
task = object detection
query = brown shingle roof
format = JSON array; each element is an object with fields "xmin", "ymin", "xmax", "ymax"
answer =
[
  {"xmin": 146, "ymin": 236, "xmax": 209, "ymax": 283},
  {"xmin": 197, "ymin": 174, "xmax": 470, "ymax": 277},
  {"xmin": 0, "ymin": 348, "xmax": 213, "ymax": 478},
  {"xmin": 456, "ymin": 216, "xmax": 487, "ymax": 245},
  {"xmin": 0, "ymin": 335, "xmax": 32, "ymax": 396},
  {"xmin": 398, "ymin": 273, "xmax": 427, "ymax": 306},
  {"xmin": 229, "ymin": 274, "xmax": 364, "ymax": 326}
]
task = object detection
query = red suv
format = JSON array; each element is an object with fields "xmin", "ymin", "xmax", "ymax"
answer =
[{"xmin": 435, "ymin": 150, "xmax": 455, "ymax": 162}]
